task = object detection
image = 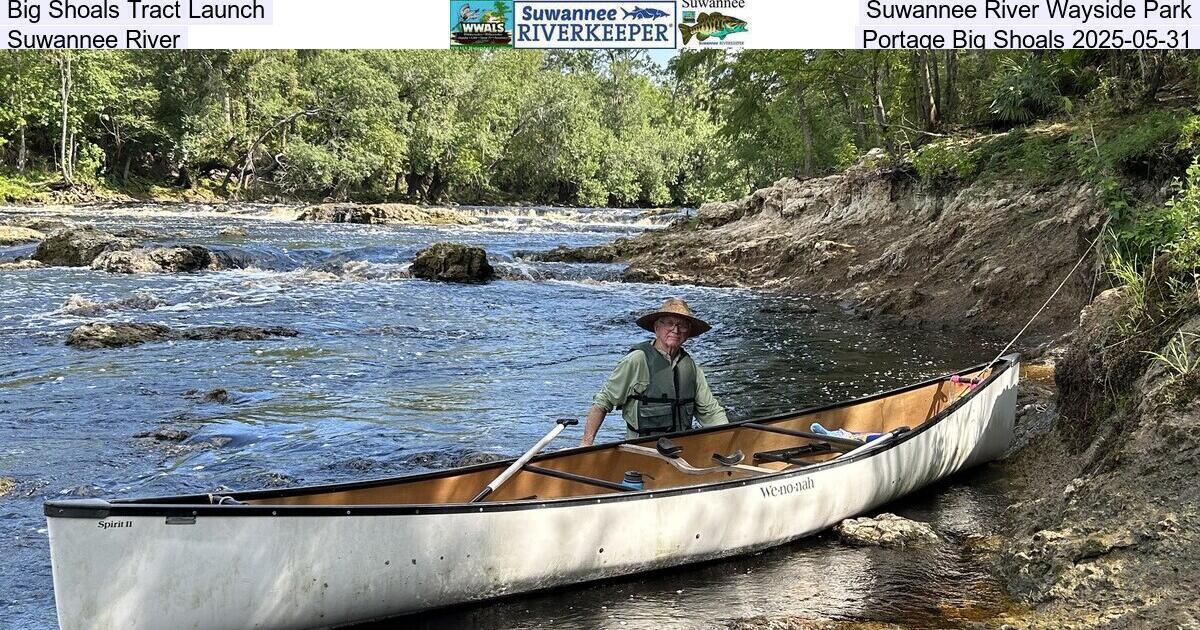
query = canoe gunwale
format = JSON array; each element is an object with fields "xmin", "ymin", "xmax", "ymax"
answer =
[{"xmin": 44, "ymin": 355, "xmax": 1018, "ymax": 520}]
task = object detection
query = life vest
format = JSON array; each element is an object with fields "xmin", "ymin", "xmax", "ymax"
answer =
[{"xmin": 625, "ymin": 341, "xmax": 698, "ymax": 436}]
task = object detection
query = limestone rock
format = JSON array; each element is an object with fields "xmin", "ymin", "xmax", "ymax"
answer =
[
  {"xmin": 0, "ymin": 477, "xmax": 15, "ymax": 498},
  {"xmin": 177, "ymin": 325, "xmax": 299, "ymax": 343},
  {"xmin": 834, "ymin": 513, "xmax": 941, "ymax": 547},
  {"xmin": 0, "ymin": 260, "xmax": 43, "ymax": 270},
  {"xmin": 66, "ymin": 322, "xmax": 297, "ymax": 349},
  {"xmin": 515, "ymin": 244, "xmax": 619, "ymax": 264},
  {"xmin": 60, "ymin": 292, "xmax": 167, "ymax": 316},
  {"xmin": 0, "ymin": 226, "xmax": 45, "ymax": 245},
  {"xmin": 296, "ymin": 203, "xmax": 478, "ymax": 226},
  {"xmin": 410, "ymin": 242, "xmax": 494, "ymax": 283},
  {"xmin": 33, "ymin": 227, "xmax": 133, "ymax": 267},
  {"xmin": 91, "ymin": 246, "xmax": 213, "ymax": 274},
  {"xmin": 134, "ymin": 427, "xmax": 193, "ymax": 442},
  {"xmin": 66, "ymin": 322, "xmax": 173, "ymax": 349}
]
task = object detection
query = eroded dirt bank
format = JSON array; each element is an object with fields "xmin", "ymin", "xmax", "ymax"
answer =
[{"xmin": 531, "ymin": 154, "xmax": 1105, "ymax": 343}]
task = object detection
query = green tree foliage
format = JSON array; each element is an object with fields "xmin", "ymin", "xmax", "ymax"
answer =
[{"xmin": 1, "ymin": 50, "xmax": 1197, "ymax": 206}]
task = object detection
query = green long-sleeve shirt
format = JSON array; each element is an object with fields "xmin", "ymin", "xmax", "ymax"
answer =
[{"xmin": 591, "ymin": 345, "xmax": 728, "ymax": 439}]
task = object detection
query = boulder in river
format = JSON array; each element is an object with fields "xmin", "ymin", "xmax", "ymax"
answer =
[
  {"xmin": 32, "ymin": 227, "xmax": 133, "ymax": 267},
  {"xmin": 834, "ymin": 513, "xmax": 941, "ymax": 547},
  {"xmin": 410, "ymin": 242, "xmax": 494, "ymax": 283},
  {"xmin": 0, "ymin": 226, "xmax": 45, "ymax": 245},
  {"xmin": 218, "ymin": 226, "xmax": 248, "ymax": 237},
  {"xmin": 66, "ymin": 322, "xmax": 298, "ymax": 349},
  {"xmin": 0, "ymin": 476, "xmax": 15, "ymax": 499},
  {"xmin": 296, "ymin": 203, "xmax": 478, "ymax": 226},
  {"xmin": 66, "ymin": 322, "xmax": 173, "ymax": 349},
  {"xmin": 91, "ymin": 246, "xmax": 213, "ymax": 274}
]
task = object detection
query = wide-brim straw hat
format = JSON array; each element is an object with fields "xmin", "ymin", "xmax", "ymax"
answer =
[{"xmin": 635, "ymin": 298, "xmax": 712, "ymax": 336}]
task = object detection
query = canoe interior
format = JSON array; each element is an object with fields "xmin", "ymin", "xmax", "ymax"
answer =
[{"xmin": 213, "ymin": 365, "xmax": 991, "ymax": 507}]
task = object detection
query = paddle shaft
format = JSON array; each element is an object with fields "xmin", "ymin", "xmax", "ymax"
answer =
[{"xmin": 471, "ymin": 419, "xmax": 577, "ymax": 503}]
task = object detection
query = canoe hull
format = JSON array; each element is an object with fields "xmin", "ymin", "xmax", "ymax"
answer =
[{"xmin": 48, "ymin": 361, "xmax": 1018, "ymax": 630}]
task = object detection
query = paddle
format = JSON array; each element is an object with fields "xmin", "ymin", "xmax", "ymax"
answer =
[{"xmin": 470, "ymin": 418, "xmax": 579, "ymax": 503}]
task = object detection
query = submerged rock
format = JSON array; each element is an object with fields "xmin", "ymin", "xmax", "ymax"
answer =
[
  {"xmin": 60, "ymin": 292, "xmax": 168, "ymax": 316},
  {"xmin": 33, "ymin": 227, "xmax": 133, "ymax": 267},
  {"xmin": 1, "ymin": 217, "xmax": 73, "ymax": 234},
  {"xmin": 410, "ymin": 242, "xmax": 494, "ymax": 283},
  {"xmin": 515, "ymin": 243, "xmax": 620, "ymax": 264},
  {"xmin": 834, "ymin": 513, "xmax": 941, "ymax": 547},
  {"xmin": 0, "ymin": 226, "xmax": 45, "ymax": 245},
  {"xmin": 113, "ymin": 227, "xmax": 158, "ymax": 239},
  {"xmin": 296, "ymin": 203, "xmax": 478, "ymax": 226},
  {"xmin": 134, "ymin": 427, "xmax": 193, "ymax": 442},
  {"xmin": 401, "ymin": 449, "xmax": 506, "ymax": 469},
  {"xmin": 0, "ymin": 259, "xmax": 43, "ymax": 271},
  {"xmin": 218, "ymin": 226, "xmax": 248, "ymax": 237},
  {"xmin": 177, "ymin": 325, "xmax": 298, "ymax": 343},
  {"xmin": 200, "ymin": 388, "xmax": 232, "ymax": 404},
  {"xmin": 91, "ymin": 246, "xmax": 213, "ymax": 274},
  {"xmin": 66, "ymin": 322, "xmax": 298, "ymax": 349}
]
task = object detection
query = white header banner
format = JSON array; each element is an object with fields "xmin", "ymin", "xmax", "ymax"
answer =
[{"xmin": 2, "ymin": 0, "xmax": 1196, "ymax": 49}]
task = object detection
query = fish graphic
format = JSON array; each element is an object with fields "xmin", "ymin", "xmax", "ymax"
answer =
[
  {"xmin": 679, "ymin": 12, "xmax": 747, "ymax": 44},
  {"xmin": 623, "ymin": 6, "xmax": 669, "ymax": 19}
]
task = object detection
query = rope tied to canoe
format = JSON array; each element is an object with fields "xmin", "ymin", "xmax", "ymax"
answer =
[{"xmin": 982, "ymin": 215, "xmax": 1113, "ymax": 375}]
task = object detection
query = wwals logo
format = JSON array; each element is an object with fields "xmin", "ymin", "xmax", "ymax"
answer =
[{"xmin": 451, "ymin": 0, "xmax": 515, "ymax": 48}]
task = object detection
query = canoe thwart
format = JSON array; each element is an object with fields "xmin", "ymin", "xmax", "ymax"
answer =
[
  {"xmin": 524, "ymin": 465, "xmax": 633, "ymax": 493},
  {"xmin": 753, "ymin": 443, "xmax": 836, "ymax": 466},
  {"xmin": 742, "ymin": 422, "xmax": 862, "ymax": 449}
]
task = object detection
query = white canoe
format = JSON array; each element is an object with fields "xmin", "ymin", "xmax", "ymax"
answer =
[{"xmin": 45, "ymin": 355, "xmax": 1019, "ymax": 630}]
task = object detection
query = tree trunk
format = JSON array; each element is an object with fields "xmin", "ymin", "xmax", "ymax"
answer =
[
  {"xmin": 1138, "ymin": 51, "xmax": 1167, "ymax": 103},
  {"xmin": 428, "ymin": 166, "xmax": 449, "ymax": 203},
  {"xmin": 870, "ymin": 54, "xmax": 895, "ymax": 155},
  {"xmin": 911, "ymin": 52, "xmax": 940, "ymax": 133},
  {"xmin": 927, "ymin": 51, "xmax": 942, "ymax": 129},
  {"xmin": 17, "ymin": 126, "xmax": 26, "ymax": 172},
  {"xmin": 57, "ymin": 54, "xmax": 73, "ymax": 184},
  {"xmin": 796, "ymin": 84, "xmax": 814, "ymax": 178},
  {"xmin": 838, "ymin": 83, "xmax": 866, "ymax": 148},
  {"xmin": 123, "ymin": 152, "xmax": 132, "ymax": 181},
  {"xmin": 942, "ymin": 51, "xmax": 959, "ymax": 124}
]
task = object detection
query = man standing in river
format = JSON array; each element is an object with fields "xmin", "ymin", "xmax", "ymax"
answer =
[{"xmin": 580, "ymin": 298, "xmax": 728, "ymax": 446}]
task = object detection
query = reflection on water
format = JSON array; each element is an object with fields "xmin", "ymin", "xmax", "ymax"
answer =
[{"xmin": 0, "ymin": 203, "xmax": 1003, "ymax": 629}]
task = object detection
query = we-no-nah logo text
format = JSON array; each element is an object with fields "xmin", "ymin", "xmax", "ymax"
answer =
[{"xmin": 513, "ymin": 1, "xmax": 676, "ymax": 49}]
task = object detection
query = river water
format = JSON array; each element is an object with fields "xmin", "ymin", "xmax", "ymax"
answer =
[{"xmin": 0, "ymin": 203, "xmax": 1007, "ymax": 629}]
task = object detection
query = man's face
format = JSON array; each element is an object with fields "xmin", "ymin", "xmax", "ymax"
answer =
[{"xmin": 654, "ymin": 315, "xmax": 691, "ymax": 352}]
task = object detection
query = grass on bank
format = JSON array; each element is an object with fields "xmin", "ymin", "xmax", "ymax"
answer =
[{"xmin": 909, "ymin": 107, "xmax": 1198, "ymax": 188}]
